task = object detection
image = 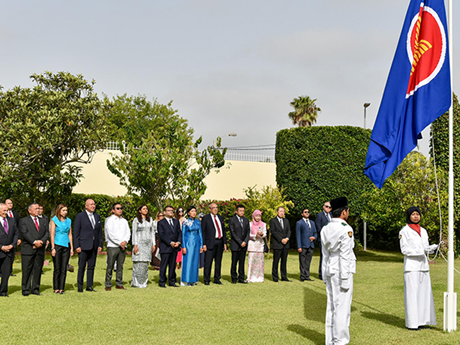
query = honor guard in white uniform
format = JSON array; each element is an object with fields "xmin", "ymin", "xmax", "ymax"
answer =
[
  {"xmin": 321, "ymin": 197, "xmax": 356, "ymax": 345},
  {"xmin": 399, "ymin": 206, "xmax": 437, "ymax": 330}
]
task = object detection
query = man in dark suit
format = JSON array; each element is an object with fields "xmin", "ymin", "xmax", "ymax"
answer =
[
  {"xmin": 4, "ymin": 199, "xmax": 20, "ymax": 277},
  {"xmin": 229, "ymin": 204, "xmax": 250, "ymax": 284},
  {"xmin": 74, "ymin": 199, "xmax": 103, "ymax": 292},
  {"xmin": 269, "ymin": 206, "xmax": 291, "ymax": 282},
  {"xmin": 5, "ymin": 199, "xmax": 20, "ymax": 228},
  {"xmin": 315, "ymin": 201, "xmax": 332, "ymax": 280},
  {"xmin": 19, "ymin": 203, "xmax": 49, "ymax": 296},
  {"xmin": 202, "ymin": 202, "xmax": 227, "ymax": 285},
  {"xmin": 296, "ymin": 208, "xmax": 317, "ymax": 281},
  {"xmin": 0, "ymin": 203, "xmax": 19, "ymax": 296},
  {"xmin": 157, "ymin": 205, "xmax": 181, "ymax": 288}
]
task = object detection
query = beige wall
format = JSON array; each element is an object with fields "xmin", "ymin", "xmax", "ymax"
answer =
[{"xmin": 73, "ymin": 150, "xmax": 277, "ymax": 200}]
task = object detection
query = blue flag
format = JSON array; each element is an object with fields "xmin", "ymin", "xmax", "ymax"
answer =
[{"xmin": 364, "ymin": 0, "xmax": 451, "ymax": 189}]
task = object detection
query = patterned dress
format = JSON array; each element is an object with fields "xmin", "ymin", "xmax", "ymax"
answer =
[
  {"xmin": 180, "ymin": 218, "xmax": 203, "ymax": 285},
  {"xmin": 247, "ymin": 222, "xmax": 267, "ymax": 282},
  {"xmin": 131, "ymin": 218, "xmax": 156, "ymax": 288}
]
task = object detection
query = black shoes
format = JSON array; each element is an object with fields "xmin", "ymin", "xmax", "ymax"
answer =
[
  {"xmin": 238, "ymin": 281, "xmax": 248, "ymax": 284},
  {"xmin": 214, "ymin": 281, "xmax": 223, "ymax": 285},
  {"xmin": 86, "ymin": 287, "xmax": 96, "ymax": 292},
  {"xmin": 281, "ymin": 279, "xmax": 292, "ymax": 282},
  {"xmin": 204, "ymin": 282, "xmax": 210, "ymax": 285}
]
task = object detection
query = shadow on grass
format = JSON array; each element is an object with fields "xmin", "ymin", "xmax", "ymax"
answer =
[
  {"xmin": 303, "ymin": 286, "xmax": 327, "ymax": 323},
  {"xmin": 287, "ymin": 324, "xmax": 323, "ymax": 345},
  {"xmin": 9, "ymin": 284, "xmax": 22, "ymax": 294},
  {"xmin": 360, "ymin": 310, "xmax": 406, "ymax": 329},
  {"xmin": 356, "ymin": 251, "xmax": 402, "ymax": 263}
]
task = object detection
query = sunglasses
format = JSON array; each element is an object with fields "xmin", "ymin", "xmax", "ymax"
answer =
[
  {"xmin": 115, "ymin": 207, "xmax": 123, "ymax": 210},
  {"xmin": 158, "ymin": 214, "xmax": 164, "ymax": 217},
  {"xmin": 325, "ymin": 206, "xmax": 331, "ymax": 209}
]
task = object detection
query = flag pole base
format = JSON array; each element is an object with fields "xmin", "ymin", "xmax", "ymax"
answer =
[{"xmin": 443, "ymin": 292, "xmax": 457, "ymax": 332}]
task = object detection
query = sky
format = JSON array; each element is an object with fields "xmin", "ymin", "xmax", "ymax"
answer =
[{"xmin": 1, "ymin": 0, "xmax": 457, "ymax": 156}]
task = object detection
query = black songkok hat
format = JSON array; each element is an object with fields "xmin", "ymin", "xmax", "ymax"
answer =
[{"xmin": 330, "ymin": 197, "xmax": 348, "ymax": 211}]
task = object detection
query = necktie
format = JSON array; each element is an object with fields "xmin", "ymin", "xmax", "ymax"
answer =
[
  {"xmin": 3, "ymin": 218, "xmax": 8, "ymax": 234},
  {"xmin": 239, "ymin": 218, "xmax": 244, "ymax": 228},
  {"xmin": 305, "ymin": 219, "xmax": 310, "ymax": 228},
  {"xmin": 34, "ymin": 217, "xmax": 39, "ymax": 232},
  {"xmin": 169, "ymin": 219, "xmax": 174, "ymax": 228},
  {"xmin": 90, "ymin": 214, "xmax": 95, "ymax": 228},
  {"xmin": 327, "ymin": 213, "xmax": 331, "ymax": 222},
  {"xmin": 8, "ymin": 211, "xmax": 13, "ymax": 218},
  {"xmin": 214, "ymin": 215, "xmax": 222, "ymax": 239},
  {"xmin": 279, "ymin": 218, "xmax": 284, "ymax": 229}
]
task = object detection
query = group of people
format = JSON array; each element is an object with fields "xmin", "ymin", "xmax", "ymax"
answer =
[{"xmin": 0, "ymin": 196, "xmax": 440, "ymax": 345}]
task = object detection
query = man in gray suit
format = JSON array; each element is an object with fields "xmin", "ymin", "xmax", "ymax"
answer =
[
  {"xmin": 316, "ymin": 201, "xmax": 332, "ymax": 280},
  {"xmin": 269, "ymin": 206, "xmax": 291, "ymax": 282}
]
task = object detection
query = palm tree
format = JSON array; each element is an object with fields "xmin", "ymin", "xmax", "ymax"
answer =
[{"xmin": 288, "ymin": 96, "xmax": 321, "ymax": 127}]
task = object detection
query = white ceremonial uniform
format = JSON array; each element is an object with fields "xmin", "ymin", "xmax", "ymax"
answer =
[
  {"xmin": 321, "ymin": 218, "xmax": 356, "ymax": 345},
  {"xmin": 399, "ymin": 225, "xmax": 436, "ymax": 329}
]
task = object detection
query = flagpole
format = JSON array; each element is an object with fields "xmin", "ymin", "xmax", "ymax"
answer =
[{"xmin": 444, "ymin": 0, "xmax": 457, "ymax": 333}]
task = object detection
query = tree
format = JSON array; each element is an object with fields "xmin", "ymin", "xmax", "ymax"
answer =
[
  {"xmin": 430, "ymin": 93, "xmax": 460, "ymax": 253},
  {"xmin": 106, "ymin": 96, "xmax": 226, "ymax": 211},
  {"xmin": 362, "ymin": 151, "xmax": 449, "ymax": 250},
  {"xmin": 0, "ymin": 72, "xmax": 110, "ymax": 213},
  {"xmin": 288, "ymin": 95, "xmax": 321, "ymax": 127}
]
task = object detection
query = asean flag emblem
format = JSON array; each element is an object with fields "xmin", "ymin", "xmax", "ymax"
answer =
[{"xmin": 406, "ymin": 4, "xmax": 447, "ymax": 98}]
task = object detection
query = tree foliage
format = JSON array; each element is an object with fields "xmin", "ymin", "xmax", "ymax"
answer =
[
  {"xmin": 288, "ymin": 95, "xmax": 321, "ymax": 127},
  {"xmin": 275, "ymin": 126, "xmax": 373, "ymax": 224},
  {"xmin": 106, "ymin": 96, "xmax": 226, "ymax": 210},
  {"xmin": 362, "ymin": 151, "xmax": 449, "ymax": 250},
  {"xmin": 0, "ymin": 71, "xmax": 110, "ymax": 211},
  {"xmin": 430, "ymin": 93, "xmax": 460, "ymax": 253},
  {"xmin": 243, "ymin": 185, "xmax": 294, "ymax": 225}
]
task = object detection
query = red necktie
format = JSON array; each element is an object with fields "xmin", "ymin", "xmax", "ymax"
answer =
[
  {"xmin": 214, "ymin": 215, "xmax": 222, "ymax": 239},
  {"xmin": 8, "ymin": 211, "xmax": 13, "ymax": 218},
  {"xmin": 34, "ymin": 217, "xmax": 39, "ymax": 232}
]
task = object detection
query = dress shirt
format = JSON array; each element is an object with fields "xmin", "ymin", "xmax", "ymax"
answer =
[
  {"xmin": 325, "ymin": 212, "xmax": 331, "ymax": 222},
  {"xmin": 213, "ymin": 215, "xmax": 223, "ymax": 239},
  {"xmin": 105, "ymin": 215, "xmax": 131, "ymax": 248},
  {"xmin": 85, "ymin": 210, "xmax": 96, "ymax": 227},
  {"xmin": 304, "ymin": 218, "xmax": 311, "ymax": 228},
  {"xmin": 277, "ymin": 217, "xmax": 284, "ymax": 229},
  {"xmin": 0, "ymin": 216, "xmax": 6, "ymax": 230}
]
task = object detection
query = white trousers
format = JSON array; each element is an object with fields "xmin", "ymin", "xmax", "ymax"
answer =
[
  {"xmin": 325, "ymin": 273, "xmax": 353, "ymax": 345},
  {"xmin": 404, "ymin": 271, "xmax": 436, "ymax": 329}
]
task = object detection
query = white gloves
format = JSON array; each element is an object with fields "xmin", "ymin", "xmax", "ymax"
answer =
[
  {"xmin": 340, "ymin": 278, "xmax": 350, "ymax": 291},
  {"xmin": 425, "ymin": 244, "xmax": 438, "ymax": 254}
]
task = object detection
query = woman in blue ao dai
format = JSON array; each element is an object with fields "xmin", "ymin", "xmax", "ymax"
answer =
[{"xmin": 180, "ymin": 206, "xmax": 203, "ymax": 286}]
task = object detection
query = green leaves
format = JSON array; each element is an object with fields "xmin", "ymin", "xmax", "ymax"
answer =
[
  {"xmin": 0, "ymin": 71, "xmax": 110, "ymax": 211},
  {"xmin": 106, "ymin": 96, "xmax": 226, "ymax": 210}
]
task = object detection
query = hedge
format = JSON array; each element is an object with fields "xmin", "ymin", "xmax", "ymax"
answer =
[{"xmin": 275, "ymin": 126, "xmax": 374, "ymax": 231}]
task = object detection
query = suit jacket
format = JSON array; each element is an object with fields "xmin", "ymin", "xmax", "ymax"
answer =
[
  {"xmin": 0, "ymin": 217, "xmax": 19, "ymax": 258},
  {"xmin": 157, "ymin": 217, "xmax": 182, "ymax": 254},
  {"xmin": 269, "ymin": 217, "xmax": 291, "ymax": 250},
  {"xmin": 201, "ymin": 214, "xmax": 227, "ymax": 250},
  {"xmin": 7, "ymin": 210, "xmax": 20, "ymax": 228},
  {"xmin": 73, "ymin": 211, "xmax": 103, "ymax": 251},
  {"xmin": 19, "ymin": 216, "xmax": 49, "ymax": 255},
  {"xmin": 229, "ymin": 215, "xmax": 250, "ymax": 251},
  {"xmin": 315, "ymin": 211, "xmax": 332, "ymax": 241},
  {"xmin": 296, "ymin": 218, "xmax": 317, "ymax": 249}
]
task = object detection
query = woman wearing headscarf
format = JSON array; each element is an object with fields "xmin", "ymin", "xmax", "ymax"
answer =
[
  {"xmin": 180, "ymin": 206, "xmax": 203, "ymax": 286},
  {"xmin": 131, "ymin": 205, "xmax": 156, "ymax": 288},
  {"xmin": 247, "ymin": 210, "xmax": 267, "ymax": 282},
  {"xmin": 399, "ymin": 206, "xmax": 438, "ymax": 330}
]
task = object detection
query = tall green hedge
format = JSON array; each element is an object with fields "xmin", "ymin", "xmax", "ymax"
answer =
[{"xmin": 276, "ymin": 126, "xmax": 374, "ymax": 225}]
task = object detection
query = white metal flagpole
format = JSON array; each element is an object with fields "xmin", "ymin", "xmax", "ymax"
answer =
[{"xmin": 444, "ymin": 0, "xmax": 457, "ymax": 333}]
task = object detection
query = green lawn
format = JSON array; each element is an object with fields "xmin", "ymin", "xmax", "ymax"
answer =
[{"xmin": 2, "ymin": 250, "xmax": 460, "ymax": 344}]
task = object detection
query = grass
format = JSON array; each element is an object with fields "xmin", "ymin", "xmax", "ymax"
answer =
[{"xmin": 2, "ymin": 250, "xmax": 460, "ymax": 344}]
